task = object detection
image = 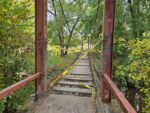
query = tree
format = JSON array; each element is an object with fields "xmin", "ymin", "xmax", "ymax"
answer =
[
  {"xmin": 48, "ymin": 0, "xmax": 89, "ymax": 56},
  {"xmin": 0, "ymin": 0, "xmax": 34, "ymax": 112},
  {"xmin": 113, "ymin": 0, "xmax": 150, "ymax": 111}
]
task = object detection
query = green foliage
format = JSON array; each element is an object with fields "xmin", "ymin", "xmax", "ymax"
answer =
[
  {"xmin": 114, "ymin": 37, "xmax": 150, "ymax": 112},
  {"xmin": 0, "ymin": 0, "xmax": 34, "ymax": 112},
  {"xmin": 81, "ymin": 0, "xmax": 103, "ymax": 37},
  {"xmin": 113, "ymin": 1, "xmax": 150, "ymax": 111},
  {"xmin": 0, "ymin": 99, "xmax": 6, "ymax": 113},
  {"xmin": 48, "ymin": 54, "xmax": 62, "ymax": 67},
  {"xmin": 141, "ymin": 88, "xmax": 150, "ymax": 113},
  {"xmin": 48, "ymin": 52, "xmax": 77, "ymax": 77},
  {"xmin": 0, "ymin": 82, "xmax": 34, "ymax": 113},
  {"xmin": 127, "ymin": 39, "xmax": 150, "ymax": 84}
]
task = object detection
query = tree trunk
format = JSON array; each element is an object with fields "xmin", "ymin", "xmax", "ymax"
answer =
[
  {"xmin": 60, "ymin": 36, "xmax": 65, "ymax": 57},
  {"xmin": 65, "ymin": 18, "xmax": 80, "ymax": 55},
  {"xmin": 95, "ymin": 0, "xmax": 101, "ymax": 37},
  {"xmin": 51, "ymin": 0, "xmax": 65, "ymax": 57},
  {"xmin": 81, "ymin": 37, "xmax": 83, "ymax": 52},
  {"xmin": 128, "ymin": 0, "xmax": 138, "ymax": 38},
  {"xmin": 64, "ymin": 45, "xmax": 69, "ymax": 55}
]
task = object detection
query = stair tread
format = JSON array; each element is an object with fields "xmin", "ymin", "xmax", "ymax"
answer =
[
  {"xmin": 75, "ymin": 62, "xmax": 90, "ymax": 66},
  {"xmin": 66, "ymin": 75, "xmax": 92, "ymax": 78},
  {"xmin": 58, "ymin": 80, "xmax": 93, "ymax": 86},
  {"xmin": 64, "ymin": 76, "xmax": 93, "ymax": 81},
  {"xmin": 53, "ymin": 86, "xmax": 92, "ymax": 94},
  {"xmin": 69, "ymin": 65, "xmax": 91, "ymax": 75}
]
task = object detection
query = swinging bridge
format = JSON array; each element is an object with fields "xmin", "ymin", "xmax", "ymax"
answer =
[{"xmin": 0, "ymin": 0, "xmax": 137, "ymax": 113}]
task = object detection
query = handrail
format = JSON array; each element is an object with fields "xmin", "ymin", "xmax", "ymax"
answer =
[
  {"xmin": 103, "ymin": 74, "xmax": 137, "ymax": 113},
  {"xmin": 0, "ymin": 72, "xmax": 41, "ymax": 99},
  {"xmin": 88, "ymin": 50, "xmax": 137, "ymax": 113}
]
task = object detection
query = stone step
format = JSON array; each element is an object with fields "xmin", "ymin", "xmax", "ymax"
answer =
[{"xmin": 52, "ymin": 86, "xmax": 92, "ymax": 97}]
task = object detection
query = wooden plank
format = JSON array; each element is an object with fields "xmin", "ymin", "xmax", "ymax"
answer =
[
  {"xmin": 79, "ymin": 60, "xmax": 89, "ymax": 63},
  {"xmin": 35, "ymin": 0, "xmax": 48, "ymax": 98},
  {"xmin": 81, "ymin": 59, "xmax": 89, "ymax": 61},
  {"xmin": 58, "ymin": 80, "xmax": 93, "ymax": 86},
  {"xmin": 53, "ymin": 86, "xmax": 92, "ymax": 94},
  {"xmin": 102, "ymin": 0, "xmax": 116, "ymax": 103},
  {"xmin": 0, "ymin": 73, "xmax": 41, "ymax": 99},
  {"xmin": 66, "ymin": 75, "xmax": 92, "ymax": 78},
  {"xmin": 76, "ymin": 60, "xmax": 89, "ymax": 63},
  {"xmin": 69, "ymin": 65, "xmax": 91, "ymax": 75},
  {"xmin": 34, "ymin": 94, "xmax": 94, "ymax": 113},
  {"xmin": 69, "ymin": 73, "xmax": 91, "ymax": 76},
  {"xmin": 64, "ymin": 76, "xmax": 93, "ymax": 81},
  {"xmin": 76, "ymin": 63, "xmax": 90, "ymax": 66}
]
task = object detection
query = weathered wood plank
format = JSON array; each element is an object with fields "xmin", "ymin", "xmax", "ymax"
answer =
[
  {"xmin": 53, "ymin": 86, "xmax": 92, "ymax": 94},
  {"xmin": 69, "ymin": 65, "xmax": 91, "ymax": 75},
  {"xmin": 64, "ymin": 76, "xmax": 93, "ymax": 81},
  {"xmin": 35, "ymin": 94, "xmax": 94, "ymax": 113},
  {"xmin": 58, "ymin": 80, "xmax": 93, "ymax": 86}
]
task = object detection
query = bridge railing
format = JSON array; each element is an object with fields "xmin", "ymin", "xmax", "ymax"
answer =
[
  {"xmin": 0, "ymin": 52, "xmax": 80, "ymax": 100},
  {"xmin": 103, "ymin": 74, "xmax": 137, "ymax": 113},
  {"xmin": 0, "ymin": 73, "xmax": 41, "ymax": 99},
  {"xmin": 89, "ymin": 52, "xmax": 137, "ymax": 113}
]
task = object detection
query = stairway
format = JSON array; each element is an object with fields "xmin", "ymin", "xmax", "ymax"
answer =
[
  {"xmin": 51, "ymin": 55, "xmax": 93, "ymax": 97},
  {"xmin": 33, "ymin": 54, "xmax": 95, "ymax": 113}
]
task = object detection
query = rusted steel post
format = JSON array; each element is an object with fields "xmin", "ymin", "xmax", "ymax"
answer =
[
  {"xmin": 102, "ymin": 0, "xmax": 116, "ymax": 103},
  {"xmin": 35, "ymin": 0, "xmax": 48, "ymax": 99}
]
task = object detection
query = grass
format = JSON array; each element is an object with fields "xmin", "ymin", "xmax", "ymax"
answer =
[
  {"xmin": 47, "ymin": 51, "xmax": 78, "ymax": 67},
  {"xmin": 61, "ymin": 52, "xmax": 78, "ymax": 67},
  {"xmin": 47, "ymin": 55, "xmax": 61, "ymax": 67},
  {"xmin": 47, "ymin": 51, "xmax": 79, "ymax": 77}
]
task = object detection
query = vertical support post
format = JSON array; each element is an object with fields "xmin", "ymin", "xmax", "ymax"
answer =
[
  {"xmin": 35, "ymin": 0, "xmax": 47, "ymax": 99},
  {"xmin": 102, "ymin": 0, "xmax": 116, "ymax": 103}
]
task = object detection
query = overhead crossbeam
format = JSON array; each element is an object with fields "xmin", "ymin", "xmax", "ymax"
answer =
[{"xmin": 102, "ymin": 0, "xmax": 116, "ymax": 103}]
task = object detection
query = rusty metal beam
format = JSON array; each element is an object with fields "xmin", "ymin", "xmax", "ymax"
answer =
[
  {"xmin": 0, "ymin": 73, "xmax": 41, "ymax": 99},
  {"xmin": 102, "ymin": 0, "xmax": 116, "ymax": 103},
  {"xmin": 103, "ymin": 74, "xmax": 137, "ymax": 113},
  {"xmin": 35, "ymin": 0, "xmax": 48, "ymax": 99}
]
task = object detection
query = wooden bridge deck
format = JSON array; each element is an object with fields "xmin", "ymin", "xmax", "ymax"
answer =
[{"xmin": 32, "ymin": 55, "xmax": 96, "ymax": 113}]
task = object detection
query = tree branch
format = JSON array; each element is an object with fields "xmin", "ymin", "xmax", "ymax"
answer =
[
  {"xmin": 58, "ymin": 0, "xmax": 71, "ymax": 33},
  {"xmin": 48, "ymin": 9, "xmax": 55, "ymax": 16}
]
